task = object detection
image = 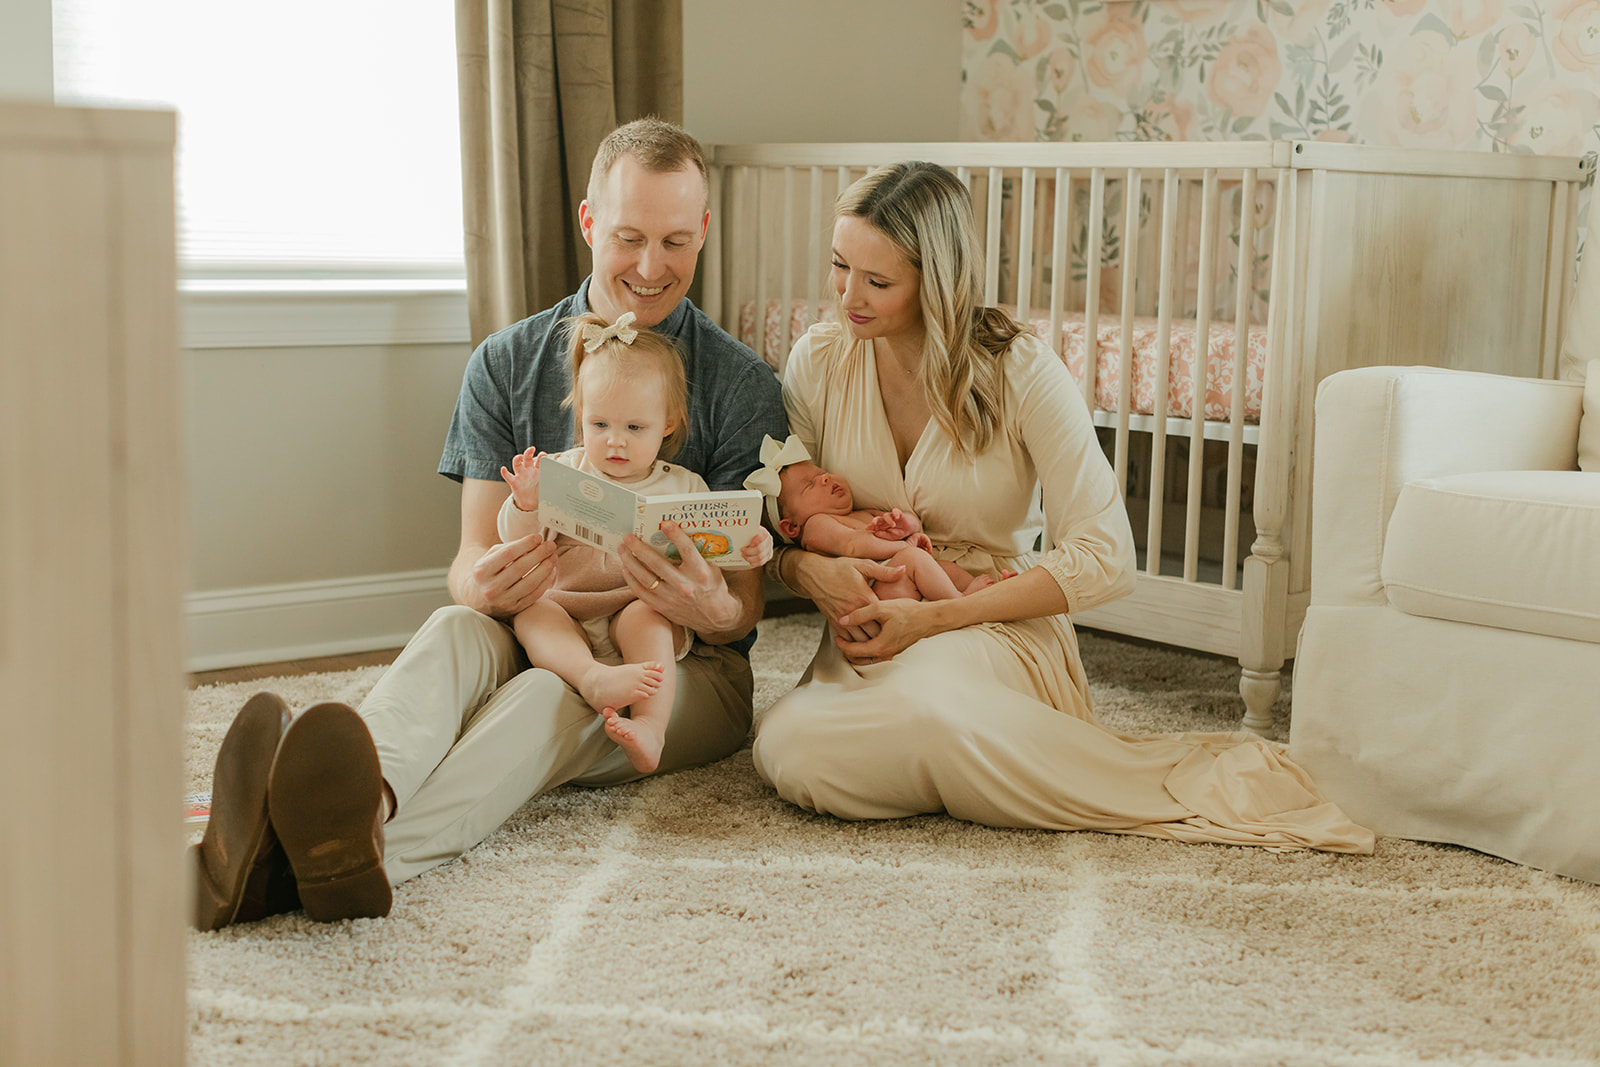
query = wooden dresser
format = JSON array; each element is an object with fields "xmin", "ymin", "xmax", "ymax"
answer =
[{"xmin": 0, "ymin": 101, "xmax": 185, "ymax": 1065}]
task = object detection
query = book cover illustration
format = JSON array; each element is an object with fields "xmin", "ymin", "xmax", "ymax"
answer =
[
  {"xmin": 538, "ymin": 460, "xmax": 764, "ymax": 567},
  {"xmin": 186, "ymin": 791, "xmax": 211, "ymax": 827}
]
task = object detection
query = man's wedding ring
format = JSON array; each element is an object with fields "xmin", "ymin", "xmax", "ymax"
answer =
[{"xmin": 649, "ymin": 577, "xmax": 662, "ymax": 591}]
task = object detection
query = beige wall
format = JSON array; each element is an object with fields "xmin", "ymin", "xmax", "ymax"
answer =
[
  {"xmin": 185, "ymin": 341, "xmax": 466, "ymax": 591},
  {"xmin": 0, "ymin": 0, "xmax": 53, "ymax": 101},
  {"xmin": 684, "ymin": 0, "xmax": 962, "ymax": 144}
]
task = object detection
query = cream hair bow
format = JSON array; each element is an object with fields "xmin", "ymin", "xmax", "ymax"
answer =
[
  {"xmin": 581, "ymin": 311, "xmax": 639, "ymax": 352},
  {"xmin": 742, "ymin": 433, "xmax": 812, "ymax": 527}
]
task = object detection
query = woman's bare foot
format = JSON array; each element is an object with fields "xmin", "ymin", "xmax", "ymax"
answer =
[
  {"xmin": 576, "ymin": 661, "xmax": 664, "ymax": 714},
  {"xmin": 599, "ymin": 707, "xmax": 666, "ymax": 773}
]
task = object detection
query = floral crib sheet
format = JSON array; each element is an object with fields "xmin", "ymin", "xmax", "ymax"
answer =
[{"xmin": 741, "ymin": 298, "xmax": 1268, "ymax": 424}]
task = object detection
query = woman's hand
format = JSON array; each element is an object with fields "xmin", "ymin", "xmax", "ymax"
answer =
[
  {"xmin": 833, "ymin": 597, "xmax": 938, "ymax": 664},
  {"xmin": 790, "ymin": 552, "xmax": 903, "ymax": 643}
]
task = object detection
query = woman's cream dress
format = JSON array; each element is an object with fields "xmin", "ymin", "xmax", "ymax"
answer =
[{"xmin": 752, "ymin": 324, "xmax": 1373, "ymax": 854}]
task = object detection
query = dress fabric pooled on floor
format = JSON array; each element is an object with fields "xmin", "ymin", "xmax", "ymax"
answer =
[{"xmin": 751, "ymin": 323, "xmax": 1373, "ymax": 855}]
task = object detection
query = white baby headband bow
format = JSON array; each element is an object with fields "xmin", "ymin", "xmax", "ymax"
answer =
[
  {"xmin": 742, "ymin": 433, "xmax": 812, "ymax": 528},
  {"xmin": 581, "ymin": 311, "xmax": 639, "ymax": 353}
]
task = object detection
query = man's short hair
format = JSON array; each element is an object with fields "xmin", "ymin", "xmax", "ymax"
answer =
[{"xmin": 587, "ymin": 117, "xmax": 709, "ymax": 209}]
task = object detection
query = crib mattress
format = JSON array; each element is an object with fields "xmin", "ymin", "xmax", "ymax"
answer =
[{"xmin": 740, "ymin": 299, "xmax": 1267, "ymax": 424}]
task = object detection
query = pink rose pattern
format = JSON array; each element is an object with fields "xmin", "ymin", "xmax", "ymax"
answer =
[
  {"xmin": 960, "ymin": 2, "xmax": 1600, "ymax": 161},
  {"xmin": 742, "ymin": 300, "xmax": 1266, "ymax": 425}
]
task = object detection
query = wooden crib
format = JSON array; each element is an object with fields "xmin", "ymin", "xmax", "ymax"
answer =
[{"xmin": 700, "ymin": 141, "xmax": 1586, "ymax": 729}]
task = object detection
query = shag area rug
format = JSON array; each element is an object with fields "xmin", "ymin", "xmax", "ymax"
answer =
[{"xmin": 185, "ymin": 613, "xmax": 1600, "ymax": 1066}]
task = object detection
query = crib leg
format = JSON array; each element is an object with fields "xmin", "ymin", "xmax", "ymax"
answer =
[
  {"xmin": 1238, "ymin": 551, "xmax": 1289, "ymax": 734},
  {"xmin": 1239, "ymin": 669, "xmax": 1281, "ymax": 734}
]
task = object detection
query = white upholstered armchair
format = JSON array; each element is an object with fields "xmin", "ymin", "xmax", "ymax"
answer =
[{"xmin": 1289, "ymin": 364, "xmax": 1600, "ymax": 884}]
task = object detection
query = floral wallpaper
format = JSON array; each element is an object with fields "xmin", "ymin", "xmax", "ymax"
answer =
[
  {"xmin": 960, "ymin": 0, "xmax": 1600, "ymax": 319},
  {"xmin": 961, "ymin": 0, "xmax": 1600, "ymax": 165}
]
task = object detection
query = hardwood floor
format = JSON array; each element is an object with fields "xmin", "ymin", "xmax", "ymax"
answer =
[
  {"xmin": 188, "ymin": 648, "xmax": 403, "ymax": 689},
  {"xmin": 185, "ymin": 600, "xmax": 822, "ymax": 689}
]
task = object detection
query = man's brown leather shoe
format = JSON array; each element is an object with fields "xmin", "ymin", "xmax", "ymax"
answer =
[
  {"xmin": 190, "ymin": 692, "xmax": 301, "ymax": 930},
  {"xmin": 268, "ymin": 702, "xmax": 392, "ymax": 922}
]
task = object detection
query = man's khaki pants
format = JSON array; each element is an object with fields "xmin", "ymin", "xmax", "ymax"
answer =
[{"xmin": 358, "ymin": 605, "xmax": 753, "ymax": 886}]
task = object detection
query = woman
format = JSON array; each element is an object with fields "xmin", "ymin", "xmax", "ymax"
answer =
[{"xmin": 755, "ymin": 162, "xmax": 1371, "ymax": 854}]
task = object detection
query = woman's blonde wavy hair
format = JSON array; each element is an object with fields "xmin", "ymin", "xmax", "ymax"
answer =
[{"xmin": 834, "ymin": 161, "xmax": 1026, "ymax": 456}]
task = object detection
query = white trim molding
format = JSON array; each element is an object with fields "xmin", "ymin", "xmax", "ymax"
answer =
[
  {"xmin": 180, "ymin": 280, "xmax": 471, "ymax": 350},
  {"xmin": 186, "ymin": 568, "xmax": 452, "ymax": 671}
]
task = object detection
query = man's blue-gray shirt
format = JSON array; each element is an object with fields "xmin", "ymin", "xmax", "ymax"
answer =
[{"xmin": 439, "ymin": 279, "xmax": 788, "ymax": 655}]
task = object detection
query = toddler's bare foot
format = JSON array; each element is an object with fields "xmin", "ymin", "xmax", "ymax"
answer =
[
  {"xmin": 963, "ymin": 575, "xmax": 997, "ymax": 595},
  {"xmin": 576, "ymin": 661, "xmax": 664, "ymax": 714},
  {"xmin": 599, "ymin": 707, "xmax": 666, "ymax": 773}
]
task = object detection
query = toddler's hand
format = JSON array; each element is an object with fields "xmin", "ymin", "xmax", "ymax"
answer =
[
  {"xmin": 741, "ymin": 526, "xmax": 774, "ymax": 568},
  {"xmin": 499, "ymin": 447, "xmax": 545, "ymax": 513}
]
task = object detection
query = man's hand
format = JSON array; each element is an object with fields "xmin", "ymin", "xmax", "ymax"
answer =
[
  {"xmin": 449, "ymin": 477, "xmax": 557, "ymax": 619},
  {"xmin": 466, "ymin": 533, "xmax": 557, "ymax": 617},
  {"xmin": 618, "ymin": 521, "xmax": 755, "ymax": 642}
]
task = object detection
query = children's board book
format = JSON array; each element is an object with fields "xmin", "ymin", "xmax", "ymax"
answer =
[
  {"xmin": 186, "ymin": 792, "xmax": 211, "ymax": 828},
  {"xmin": 539, "ymin": 460, "xmax": 763, "ymax": 566}
]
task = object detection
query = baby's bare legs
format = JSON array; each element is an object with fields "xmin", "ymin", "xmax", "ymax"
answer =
[
  {"xmin": 940, "ymin": 559, "xmax": 996, "ymax": 595},
  {"xmin": 866, "ymin": 545, "xmax": 966, "ymax": 602},
  {"xmin": 598, "ymin": 599, "xmax": 683, "ymax": 774},
  {"xmin": 512, "ymin": 601, "xmax": 664, "ymax": 715}
]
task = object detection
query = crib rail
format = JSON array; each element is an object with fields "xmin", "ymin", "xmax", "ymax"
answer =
[
  {"xmin": 706, "ymin": 140, "xmax": 1292, "ymax": 594},
  {"xmin": 705, "ymin": 140, "xmax": 1585, "ymax": 724}
]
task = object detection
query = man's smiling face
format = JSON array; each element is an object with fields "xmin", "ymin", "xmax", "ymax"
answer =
[{"xmin": 579, "ymin": 155, "xmax": 708, "ymax": 329}]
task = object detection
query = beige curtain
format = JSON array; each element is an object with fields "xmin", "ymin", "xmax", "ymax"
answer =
[{"xmin": 455, "ymin": 0, "xmax": 684, "ymax": 347}]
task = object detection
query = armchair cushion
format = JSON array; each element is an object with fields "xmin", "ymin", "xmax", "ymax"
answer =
[{"xmin": 1381, "ymin": 470, "xmax": 1600, "ymax": 644}]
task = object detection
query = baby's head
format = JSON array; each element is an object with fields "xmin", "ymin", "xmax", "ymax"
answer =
[
  {"xmin": 563, "ymin": 311, "xmax": 689, "ymax": 479},
  {"xmin": 775, "ymin": 461, "xmax": 855, "ymax": 542},
  {"xmin": 745, "ymin": 434, "xmax": 853, "ymax": 543}
]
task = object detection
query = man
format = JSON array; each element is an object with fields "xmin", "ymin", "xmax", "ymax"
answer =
[{"xmin": 191, "ymin": 119, "xmax": 788, "ymax": 930}]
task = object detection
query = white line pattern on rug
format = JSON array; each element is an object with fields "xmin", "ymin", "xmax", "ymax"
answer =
[
  {"xmin": 439, "ymin": 782, "xmax": 657, "ymax": 1067},
  {"xmin": 183, "ymin": 621, "xmax": 1600, "ymax": 1066}
]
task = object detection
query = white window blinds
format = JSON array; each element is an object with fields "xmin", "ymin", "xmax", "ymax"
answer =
[{"xmin": 52, "ymin": 0, "xmax": 465, "ymax": 275}]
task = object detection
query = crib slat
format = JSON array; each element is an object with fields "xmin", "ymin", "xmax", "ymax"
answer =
[
  {"xmin": 1048, "ymin": 167, "xmax": 1070, "ymax": 386},
  {"xmin": 753, "ymin": 167, "xmax": 769, "ymax": 362},
  {"xmin": 984, "ymin": 167, "xmax": 1003, "ymax": 306},
  {"xmin": 807, "ymin": 165, "xmax": 823, "ymax": 345},
  {"xmin": 779, "ymin": 167, "xmax": 796, "ymax": 374},
  {"xmin": 1113, "ymin": 168, "xmax": 1141, "ymax": 499},
  {"xmin": 1017, "ymin": 167, "xmax": 1036, "ymax": 322},
  {"xmin": 705, "ymin": 165, "xmax": 724, "ymax": 329},
  {"xmin": 1183, "ymin": 169, "xmax": 1220, "ymax": 584},
  {"xmin": 1146, "ymin": 169, "xmax": 1179, "ymax": 577},
  {"xmin": 1083, "ymin": 169, "xmax": 1105, "ymax": 414},
  {"xmin": 1221, "ymin": 169, "xmax": 1258, "ymax": 591},
  {"xmin": 1250, "ymin": 170, "xmax": 1293, "ymax": 562},
  {"xmin": 1542, "ymin": 175, "xmax": 1577, "ymax": 379}
]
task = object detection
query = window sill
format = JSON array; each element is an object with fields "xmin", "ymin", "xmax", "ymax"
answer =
[{"xmin": 180, "ymin": 278, "xmax": 471, "ymax": 350}]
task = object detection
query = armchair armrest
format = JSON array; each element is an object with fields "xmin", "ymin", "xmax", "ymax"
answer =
[{"xmin": 1310, "ymin": 366, "xmax": 1584, "ymax": 607}]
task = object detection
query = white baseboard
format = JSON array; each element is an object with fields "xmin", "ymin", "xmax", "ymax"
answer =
[{"xmin": 186, "ymin": 569, "xmax": 452, "ymax": 672}]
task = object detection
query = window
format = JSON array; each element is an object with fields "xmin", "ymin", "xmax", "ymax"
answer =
[{"xmin": 52, "ymin": 0, "xmax": 465, "ymax": 278}]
